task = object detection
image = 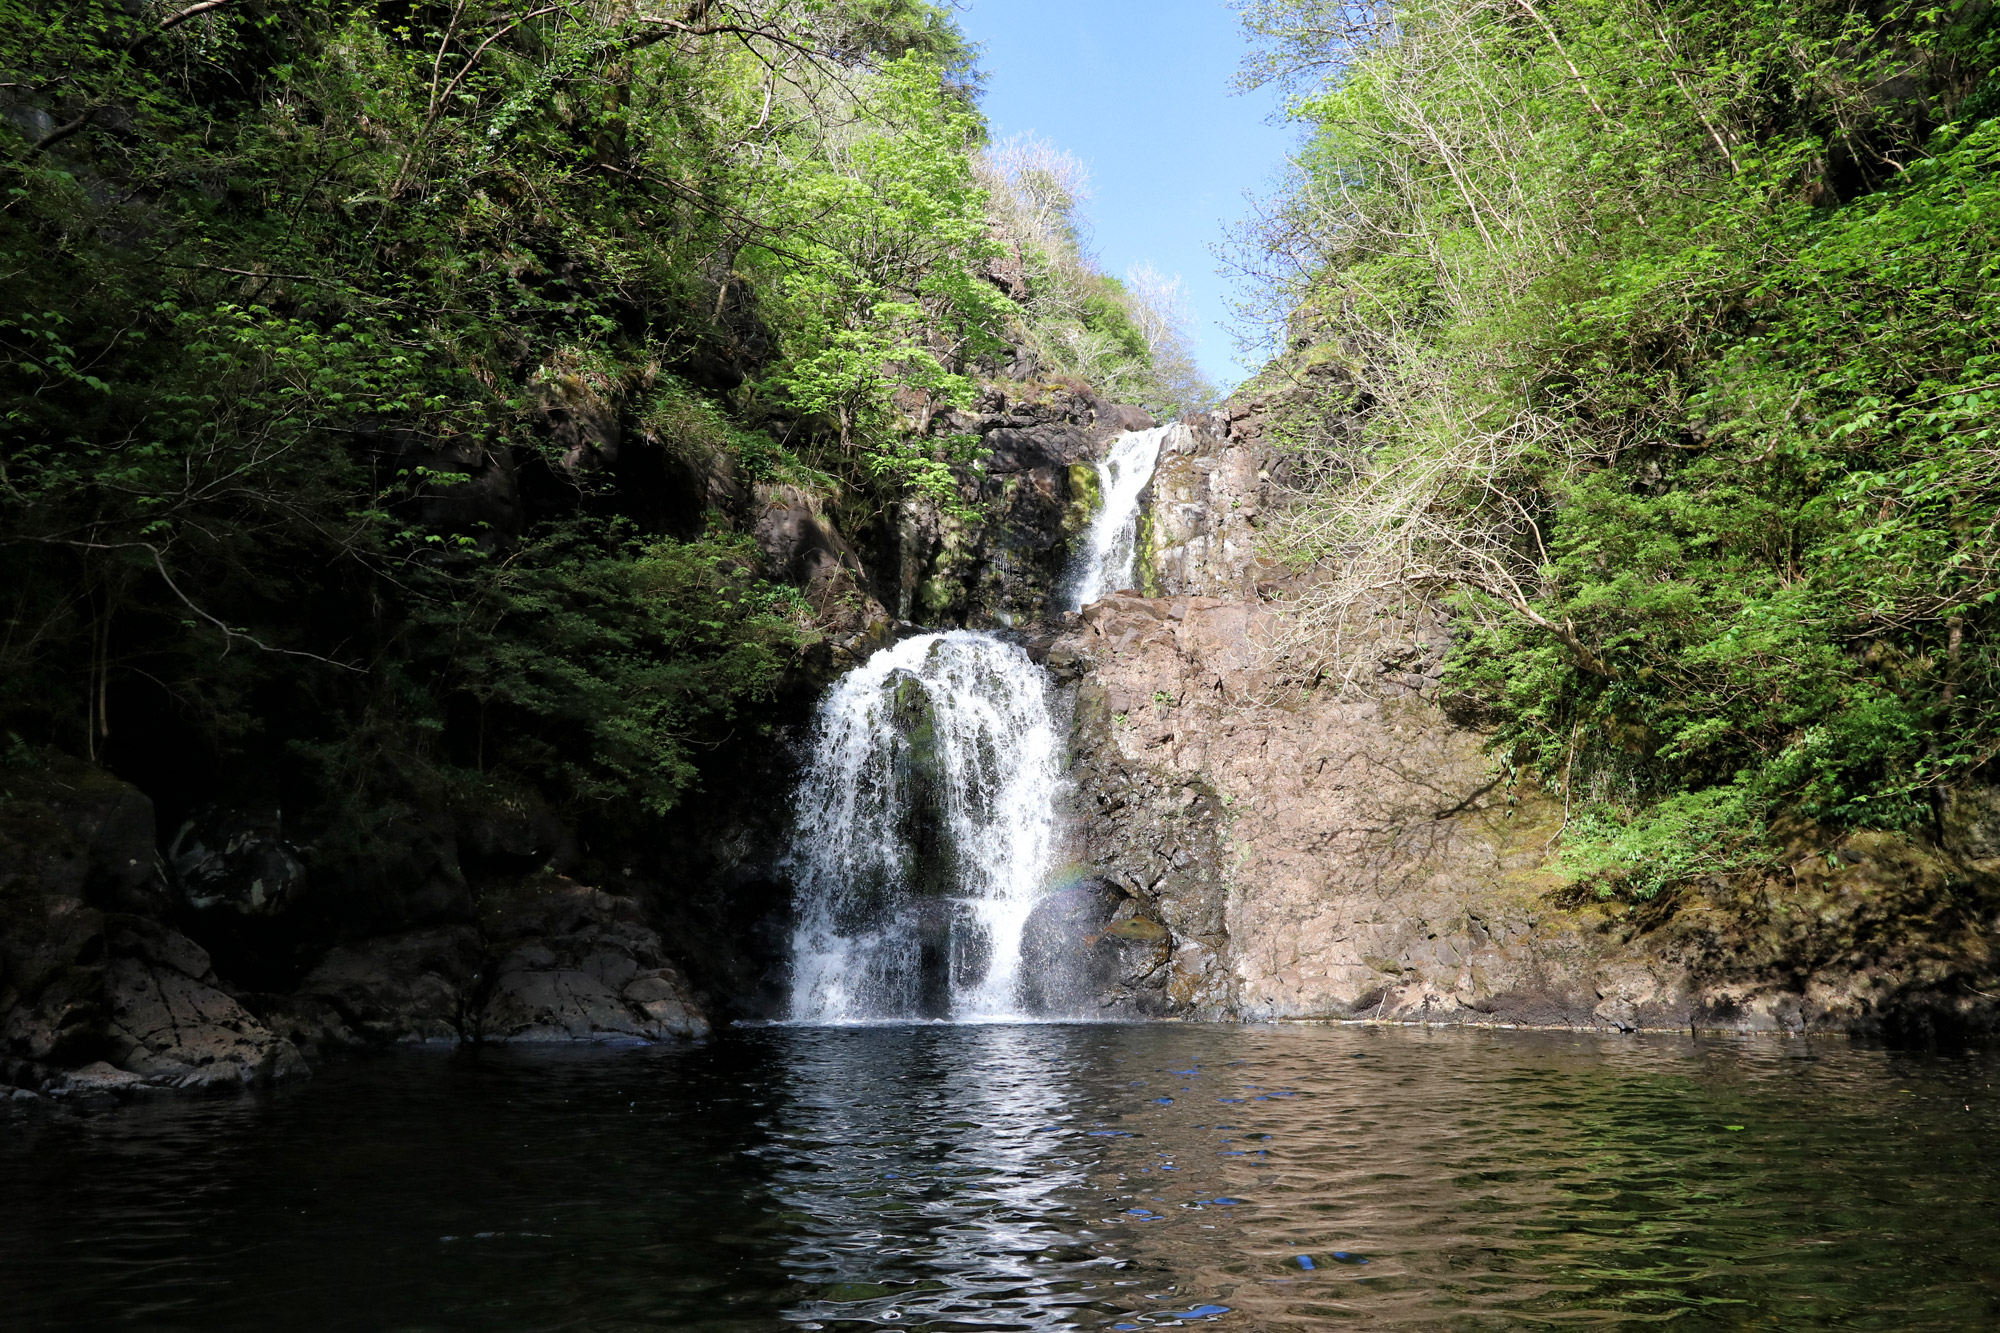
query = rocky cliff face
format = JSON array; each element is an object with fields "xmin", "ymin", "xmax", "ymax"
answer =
[
  {"xmin": 1050, "ymin": 592, "xmax": 1681, "ymax": 1029},
  {"xmin": 875, "ymin": 382, "xmax": 1154, "ymax": 629},
  {"xmin": 0, "ymin": 757, "xmax": 710, "ymax": 1103},
  {"xmin": 1045, "ymin": 404, "xmax": 2000, "ymax": 1037}
]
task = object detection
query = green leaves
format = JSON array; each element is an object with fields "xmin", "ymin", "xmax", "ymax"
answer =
[
  {"xmin": 752, "ymin": 51, "xmax": 1007, "ymax": 492},
  {"xmin": 0, "ymin": 0, "xmax": 998, "ymax": 852},
  {"xmin": 437, "ymin": 521, "xmax": 805, "ymax": 817},
  {"xmin": 1249, "ymin": 0, "xmax": 2000, "ymax": 895}
]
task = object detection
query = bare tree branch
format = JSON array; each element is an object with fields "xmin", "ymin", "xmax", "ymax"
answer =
[{"xmin": 16, "ymin": 537, "xmax": 366, "ymax": 672}]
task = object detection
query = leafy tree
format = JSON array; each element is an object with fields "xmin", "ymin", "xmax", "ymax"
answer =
[
  {"xmin": 0, "ymin": 0, "xmax": 1020, "ymax": 860},
  {"xmin": 1234, "ymin": 0, "xmax": 2000, "ymax": 894}
]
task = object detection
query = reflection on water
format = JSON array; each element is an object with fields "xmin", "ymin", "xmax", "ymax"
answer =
[{"xmin": 3, "ymin": 1024, "xmax": 1998, "ymax": 1330}]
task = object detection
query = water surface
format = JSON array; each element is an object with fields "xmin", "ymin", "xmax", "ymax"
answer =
[{"xmin": 4, "ymin": 1024, "xmax": 1997, "ymax": 1330}]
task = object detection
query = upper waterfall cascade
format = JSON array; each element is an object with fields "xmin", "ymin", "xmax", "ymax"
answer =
[
  {"xmin": 1066, "ymin": 422, "xmax": 1185, "ymax": 609},
  {"xmin": 787, "ymin": 632, "xmax": 1063, "ymax": 1022}
]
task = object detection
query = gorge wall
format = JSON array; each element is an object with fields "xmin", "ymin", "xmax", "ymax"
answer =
[
  {"xmin": 10, "ymin": 376, "xmax": 2000, "ymax": 1106},
  {"xmin": 1045, "ymin": 404, "xmax": 2000, "ymax": 1039},
  {"xmin": 0, "ymin": 375, "xmax": 1154, "ymax": 1100}
]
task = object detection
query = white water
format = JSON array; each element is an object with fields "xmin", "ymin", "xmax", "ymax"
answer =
[
  {"xmin": 787, "ymin": 632, "xmax": 1064, "ymax": 1022},
  {"xmin": 1066, "ymin": 423, "xmax": 1182, "ymax": 609}
]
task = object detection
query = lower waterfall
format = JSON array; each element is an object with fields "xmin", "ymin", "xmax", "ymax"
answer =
[{"xmin": 786, "ymin": 631, "xmax": 1063, "ymax": 1022}]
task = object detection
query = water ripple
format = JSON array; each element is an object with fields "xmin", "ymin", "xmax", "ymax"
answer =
[{"xmin": 2, "ymin": 1025, "xmax": 1997, "ymax": 1330}]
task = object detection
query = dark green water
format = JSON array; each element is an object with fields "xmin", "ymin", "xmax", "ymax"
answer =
[{"xmin": 3, "ymin": 1024, "xmax": 1996, "ymax": 1330}]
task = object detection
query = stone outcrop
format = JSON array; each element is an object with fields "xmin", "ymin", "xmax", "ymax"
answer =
[
  {"xmin": 479, "ymin": 880, "xmax": 709, "ymax": 1043},
  {"xmin": 1046, "ymin": 407, "xmax": 2000, "ymax": 1036},
  {"xmin": 272, "ymin": 925, "xmax": 483, "ymax": 1050},
  {"xmin": 259, "ymin": 877, "xmax": 710, "ymax": 1056},
  {"xmin": 1, "ymin": 758, "xmax": 715, "ymax": 1099},
  {"xmin": 1141, "ymin": 408, "xmax": 1276, "ymax": 600},
  {"xmin": 879, "ymin": 383, "xmax": 1151, "ymax": 629},
  {"xmin": 1053, "ymin": 593, "xmax": 1687, "ymax": 1027},
  {"xmin": 100, "ymin": 917, "xmax": 311, "ymax": 1091},
  {"xmin": 755, "ymin": 482, "xmax": 897, "ymax": 669},
  {"xmin": 1, "ymin": 761, "xmax": 309, "ymax": 1098}
]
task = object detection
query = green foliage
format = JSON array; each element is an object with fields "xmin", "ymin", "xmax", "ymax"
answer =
[
  {"xmin": 749, "ymin": 51, "xmax": 1011, "ymax": 502},
  {"xmin": 0, "ymin": 0, "xmax": 1005, "ymax": 847},
  {"xmin": 422, "ymin": 521, "xmax": 806, "ymax": 817},
  {"xmin": 1240, "ymin": 0, "xmax": 2000, "ymax": 894},
  {"xmin": 1558, "ymin": 788, "xmax": 1764, "ymax": 903}
]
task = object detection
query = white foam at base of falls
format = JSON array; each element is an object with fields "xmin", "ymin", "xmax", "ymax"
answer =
[
  {"xmin": 786, "ymin": 631, "xmax": 1063, "ymax": 1023},
  {"xmin": 1067, "ymin": 423, "xmax": 1183, "ymax": 609}
]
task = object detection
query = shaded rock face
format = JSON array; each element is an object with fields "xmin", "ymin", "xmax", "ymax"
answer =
[
  {"xmin": 889, "ymin": 674, "xmax": 957, "ymax": 903},
  {"xmin": 480, "ymin": 881, "xmax": 709, "ymax": 1043},
  {"xmin": 1, "ymin": 761, "xmax": 714, "ymax": 1099},
  {"xmin": 102, "ymin": 917, "xmax": 310, "ymax": 1092},
  {"xmin": 0, "ymin": 763, "xmax": 307, "ymax": 1098},
  {"xmin": 169, "ymin": 810, "xmax": 308, "ymax": 917},
  {"xmin": 274, "ymin": 926, "xmax": 483, "ymax": 1049},
  {"xmin": 260, "ymin": 879, "xmax": 710, "ymax": 1056},
  {"xmin": 873, "ymin": 385, "xmax": 1152, "ymax": 630},
  {"xmin": 1667, "ymin": 827, "xmax": 2000, "ymax": 1037},
  {"xmin": 755, "ymin": 482, "xmax": 896, "ymax": 669}
]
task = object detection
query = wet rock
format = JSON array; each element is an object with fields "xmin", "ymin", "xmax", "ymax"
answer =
[
  {"xmin": 1020, "ymin": 879, "xmax": 1175, "ymax": 1017},
  {"xmin": 480, "ymin": 880, "xmax": 709, "ymax": 1041},
  {"xmin": 890, "ymin": 672, "xmax": 958, "ymax": 901},
  {"xmin": 884, "ymin": 384, "xmax": 1157, "ymax": 629},
  {"xmin": 262, "ymin": 879, "xmax": 713, "ymax": 1049},
  {"xmin": 277, "ymin": 926, "xmax": 484, "ymax": 1048},
  {"xmin": 168, "ymin": 810, "xmax": 307, "ymax": 916}
]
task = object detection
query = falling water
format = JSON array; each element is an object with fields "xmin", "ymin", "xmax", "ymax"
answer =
[
  {"xmin": 1066, "ymin": 422, "xmax": 1183, "ymax": 609},
  {"xmin": 787, "ymin": 631, "xmax": 1064, "ymax": 1022}
]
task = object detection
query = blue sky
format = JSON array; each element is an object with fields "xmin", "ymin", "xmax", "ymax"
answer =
[{"xmin": 956, "ymin": 0, "xmax": 1299, "ymax": 392}]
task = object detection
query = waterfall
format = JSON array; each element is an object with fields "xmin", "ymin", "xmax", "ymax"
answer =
[
  {"xmin": 787, "ymin": 631, "xmax": 1063, "ymax": 1022},
  {"xmin": 1066, "ymin": 422, "xmax": 1181, "ymax": 609}
]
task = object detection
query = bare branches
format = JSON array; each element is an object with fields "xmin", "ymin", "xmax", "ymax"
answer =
[
  {"xmin": 29, "ymin": 108, "xmax": 99, "ymax": 155},
  {"xmin": 150, "ymin": 0, "xmax": 233, "ymax": 37},
  {"xmin": 1236, "ymin": 0, "xmax": 1730, "ymax": 681},
  {"xmin": 17, "ymin": 537, "xmax": 365, "ymax": 671},
  {"xmin": 974, "ymin": 135, "xmax": 1217, "ymax": 410}
]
